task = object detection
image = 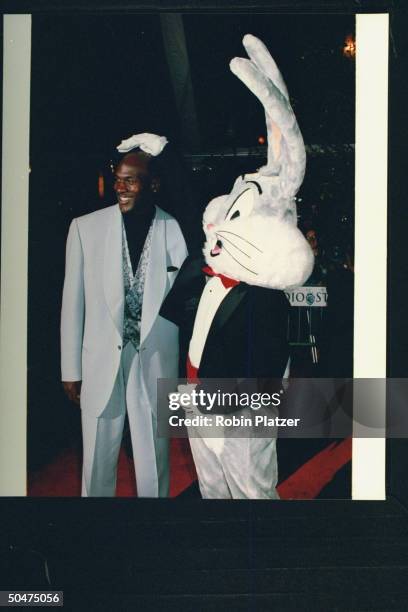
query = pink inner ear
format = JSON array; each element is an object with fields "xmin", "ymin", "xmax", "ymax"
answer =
[{"xmin": 270, "ymin": 119, "xmax": 282, "ymax": 161}]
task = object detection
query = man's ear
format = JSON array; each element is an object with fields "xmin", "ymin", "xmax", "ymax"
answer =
[{"xmin": 151, "ymin": 176, "xmax": 161, "ymax": 194}]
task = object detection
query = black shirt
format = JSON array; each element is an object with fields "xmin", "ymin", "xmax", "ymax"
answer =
[{"xmin": 122, "ymin": 200, "xmax": 155, "ymax": 274}]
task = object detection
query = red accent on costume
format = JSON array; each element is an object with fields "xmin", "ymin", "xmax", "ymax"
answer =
[
  {"xmin": 186, "ymin": 355, "xmax": 200, "ymax": 384},
  {"xmin": 202, "ymin": 266, "xmax": 240, "ymax": 289}
]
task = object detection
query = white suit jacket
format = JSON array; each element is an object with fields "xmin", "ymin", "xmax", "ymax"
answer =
[{"xmin": 61, "ymin": 204, "xmax": 188, "ymax": 417}]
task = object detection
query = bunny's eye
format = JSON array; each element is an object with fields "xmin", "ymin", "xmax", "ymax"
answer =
[{"xmin": 226, "ymin": 188, "xmax": 254, "ymax": 221}]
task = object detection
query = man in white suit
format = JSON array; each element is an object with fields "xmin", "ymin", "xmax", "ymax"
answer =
[{"xmin": 61, "ymin": 133, "xmax": 188, "ymax": 497}]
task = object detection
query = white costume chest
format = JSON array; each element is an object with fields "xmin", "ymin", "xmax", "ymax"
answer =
[{"xmin": 188, "ymin": 276, "xmax": 232, "ymax": 369}]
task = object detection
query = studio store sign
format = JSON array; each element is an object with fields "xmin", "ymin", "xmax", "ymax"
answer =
[{"xmin": 285, "ymin": 286, "xmax": 328, "ymax": 307}]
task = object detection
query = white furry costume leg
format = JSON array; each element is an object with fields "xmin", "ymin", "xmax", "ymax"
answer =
[{"xmin": 189, "ymin": 430, "xmax": 279, "ymax": 499}]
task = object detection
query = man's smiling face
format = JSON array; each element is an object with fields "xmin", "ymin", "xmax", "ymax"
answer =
[{"xmin": 114, "ymin": 152, "xmax": 152, "ymax": 213}]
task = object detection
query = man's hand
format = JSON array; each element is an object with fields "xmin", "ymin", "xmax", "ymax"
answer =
[{"xmin": 62, "ymin": 381, "xmax": 82, "ymax": 405}]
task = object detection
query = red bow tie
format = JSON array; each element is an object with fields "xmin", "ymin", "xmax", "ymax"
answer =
[{"xmin": 202, "ymin": 266, "xmax": 240, "ymax": 288}]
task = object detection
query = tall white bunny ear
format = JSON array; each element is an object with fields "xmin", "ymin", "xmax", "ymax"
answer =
[{"xmin": 230, "ymin": 34, "xmax": 306, "ymax": 197}]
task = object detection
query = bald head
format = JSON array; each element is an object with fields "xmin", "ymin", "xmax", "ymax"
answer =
[{"xmin": 121, "ymin": 150, "xmax": 151, "ymax": 169}]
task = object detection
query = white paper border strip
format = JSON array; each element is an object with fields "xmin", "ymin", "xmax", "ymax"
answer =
[
  {"xmin": 352, "ymin": 14, "xmax": 389, "ymax": 500},
  {"xmin": 0, "ymin": 15, "xmax": 31, "ymax": 495}
]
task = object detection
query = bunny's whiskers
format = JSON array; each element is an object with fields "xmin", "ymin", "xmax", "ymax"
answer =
[
  {"xmin": 217, "ymin": 230, "xmax": 263, "ymax": 253},
  {"xmin": 220, "ymin": 243, "xmax": 258, "ymax": 275},
  {"xmin": 215, "ymin": 233, "xmax": 251, "ymax": 258}
]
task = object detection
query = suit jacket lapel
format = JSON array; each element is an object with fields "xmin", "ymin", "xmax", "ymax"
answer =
[
  {"xmin": 140, "ymin": 206, "xmax": 167, "ymax": 344},
  {"xmin": 198, "ymin": 283, "xmax": 247, "ymax": 375},
  {"xmin": 103, "ymin": 205, "xmax": 124, "ymax": 337}
]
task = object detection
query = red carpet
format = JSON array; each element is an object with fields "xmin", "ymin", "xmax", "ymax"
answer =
[
  {"xmin": 28, "ymin": 438, "xmax": 197, "ymax": 497},
  {"xmin": 28, "ymin": 437, "xmax": 350, "ymax": 499},
  {"xmin": 277, "ymin": 438, "xmax": 351, "ymax": 499}
]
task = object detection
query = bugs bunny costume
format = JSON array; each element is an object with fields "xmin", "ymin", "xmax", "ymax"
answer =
[{"xmin": 162, "ymin": 35, "xmax": 314, "ymax": 499}]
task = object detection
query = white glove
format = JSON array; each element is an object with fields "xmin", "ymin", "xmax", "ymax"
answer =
[
  {"xmin": 176, "ymin": 383, "xmax": 201, "ymax": 416},
  {"xmin": 116, "ymin": 133, "xmax": 168, "ymax": 156}
]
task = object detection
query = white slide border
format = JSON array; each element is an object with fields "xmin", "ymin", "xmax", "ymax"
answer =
[
  {"xmin": 352, "ymin": 14, "xmax": 388, "ymax": 500},
  {"xmin": 0, "ymin": 15, "xmax": 31, "ymax": 495}
]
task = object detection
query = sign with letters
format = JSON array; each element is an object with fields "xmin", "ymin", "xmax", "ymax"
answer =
[{"xmin": 285, "ymin": 286, "xmax": 328, "ymax": 307}]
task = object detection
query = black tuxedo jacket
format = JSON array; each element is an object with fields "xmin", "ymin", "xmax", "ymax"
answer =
[{"xmin": 160, "ymin": 255, "xmax": 290, "ymax": 380}]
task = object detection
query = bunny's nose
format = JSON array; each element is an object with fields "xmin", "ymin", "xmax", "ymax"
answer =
[{"xmin": 206, "ymin": 223, "xmax": 215, "ymax": 231}]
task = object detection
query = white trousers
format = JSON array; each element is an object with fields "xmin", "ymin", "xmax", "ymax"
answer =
[
  {"xmin": 188, "ymin": 430, "xmax": 279, "ymax": 499},
  {"xmin": 81, "ymin": 343, "xmax": 169, "ymax": 497}
]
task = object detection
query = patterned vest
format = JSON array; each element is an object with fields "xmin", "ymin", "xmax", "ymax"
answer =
[{"xmin": 122, "ymin": 219, "xmax": 154, "ymax": 350}]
